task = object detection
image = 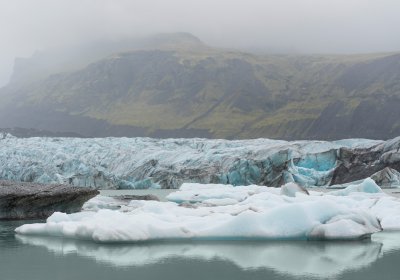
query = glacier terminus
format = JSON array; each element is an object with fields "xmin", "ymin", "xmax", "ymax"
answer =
[{"xmin": 1, "ymin": 133, "xmax": 399, "ymax": 190}]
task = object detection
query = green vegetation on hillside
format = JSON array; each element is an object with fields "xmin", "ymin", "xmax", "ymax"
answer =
[{"xmin": 1, "ymin": 34, "xmax": 400, "ymax": 140}]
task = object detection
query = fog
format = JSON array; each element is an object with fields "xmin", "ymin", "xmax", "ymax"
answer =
[{"xmin": 1, "ymin": 0, "xmax": 400, "ymax": 87}]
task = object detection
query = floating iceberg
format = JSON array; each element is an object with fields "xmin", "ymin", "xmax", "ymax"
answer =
[
  {"xmin": 327, "ymin": 178, "xmax": 383, "ymax": 196},
  {"xmin": 16, "ymin": 180, "xmax": 399, "ymax": 242},
  {"xmin": 0, "ymin": 135, "xmax": 390, "ymax": 189}
]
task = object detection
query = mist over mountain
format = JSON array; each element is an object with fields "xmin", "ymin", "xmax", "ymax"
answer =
[
  {"xmin": 2, "ymin": 0, "xmax": 400, "ymax": 88},
  {"xmin": 9, "ymin": 33, "xmax": 203, "ymax": 86},
  {"xmin": 0, "ymin": 33, "xmax": 399, "ymax": 140}
]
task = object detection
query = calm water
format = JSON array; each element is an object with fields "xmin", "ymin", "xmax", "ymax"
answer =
[
  {"xmin": 1, "ymin": 220, "xmax": 400, "ymax": 280},
  {"xmin": 99, "ymin": 189, "xmax": 176, "ymax": 201},
  {"xmin": 2, "ymin": 189, "xmax": 400, "ymax": 280}
]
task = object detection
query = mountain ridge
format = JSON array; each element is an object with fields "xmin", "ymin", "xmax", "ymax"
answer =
[{"xmin": 1, "ymin": 33, "xmax": 400, "ymax": 140}]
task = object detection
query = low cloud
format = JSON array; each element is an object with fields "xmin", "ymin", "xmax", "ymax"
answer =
[{"xmin": 1, "ymin": 0, "xmax": 400, "ymax": 86}]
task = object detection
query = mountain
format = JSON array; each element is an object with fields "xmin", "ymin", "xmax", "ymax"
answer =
[
  {"xmin": 1, "ymin": 33, "xmax": 400, "ymax": 140},
  {"xmin": 8, "ymin": 32, "xmax": 203, "ymax": 86}
]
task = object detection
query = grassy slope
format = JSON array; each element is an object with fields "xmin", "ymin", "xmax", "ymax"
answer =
[{"xmin": 2, "ymin": 43, "xmax": 400, "ymax": 140}]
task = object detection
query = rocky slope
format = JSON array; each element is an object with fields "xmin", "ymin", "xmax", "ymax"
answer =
[{"xmin": 0, "ymin": 33, "xmax": 400, "ymax": 140}]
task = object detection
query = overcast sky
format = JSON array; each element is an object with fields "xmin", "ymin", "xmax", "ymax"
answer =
[{"xmin": 1, "ymin": 0, "xmax": 400, "ymax": 87}]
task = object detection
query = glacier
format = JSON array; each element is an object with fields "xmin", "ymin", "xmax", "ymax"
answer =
[
  {"xmin": 1, "ymin": 134, "xmax": 395, "ymax": 189},
  {"xmin": 16, "ymin": 179, "xmax": 400, "ymax": 242}
]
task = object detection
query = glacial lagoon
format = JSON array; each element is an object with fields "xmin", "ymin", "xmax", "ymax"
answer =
[{"xmin": 2, "ymin": 189, "xmax": 400, "ymax": 280}]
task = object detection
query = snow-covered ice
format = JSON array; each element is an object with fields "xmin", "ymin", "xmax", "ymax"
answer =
[{"xmin": 16, "ymin": 178, "xmax": 400, "ymax": 242}]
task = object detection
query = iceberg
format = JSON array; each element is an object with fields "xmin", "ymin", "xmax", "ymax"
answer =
[
  {"xmin": 0, "ymin": 135, "xmax": 392, "ymax": 189},
  {"xmin": 280, "ymin": 182, "xmax": 309, "ymax": 197},
  {"xmin": 370, "ymin": 167, "xmax": 400, "ymax": 188},
  {"xmin": 16, "ymin": 181, "xmax": 398, "ymax": 242},
  {"xmin": 328, "ymin": 178, "xmax": 383, "ymax": 196}
]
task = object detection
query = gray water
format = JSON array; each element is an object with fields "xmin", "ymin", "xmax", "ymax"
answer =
[
  {"xmin": 99, "ymin": 189, "xmax": 176, "ymax": 201},
  {"xmin": 1, "ymin": 220, "xmax": 400, "ymax": 280},
  {"xmin": 99, "ymin": 188, "xmax": 400, "ymax": 200},
  {"xmin": 2, "ymin": 189, "xmax": 400, "ymax": 280}
]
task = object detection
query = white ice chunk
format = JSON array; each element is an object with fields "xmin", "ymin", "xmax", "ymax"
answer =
[
  {"xmin": 280, "ymin": 182, "xmax": 309, "ymax": 197},
  {"xmin": 328, "ymin": 178, "xmax": 383, "ymax": 196},
  {"xmin": 82, "ymin": 195, "xmax": 124, "ymax": 211},
  {"xmin": 166, "ymin": 183, "xmax": 271, "ymax": 203},
  {"xmin": 16, "ymin": 184, "xmax": 385, "ymax": 242},
  {"xmin": 370, "ymin": 196, "xmax": 400, "ymax": 230}
]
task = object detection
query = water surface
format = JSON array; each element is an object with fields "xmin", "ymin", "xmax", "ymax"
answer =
[
  {"xmin": 1, "ymin": 220, "xmax": 400, "ymax": 280},
  {"xmin": 99, "ymin": 189, "xmax": 175, "ymax": 201}
]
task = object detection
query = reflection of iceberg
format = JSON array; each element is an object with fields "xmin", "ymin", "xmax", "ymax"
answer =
[
  {"xmin": 16, "ymin": 234, "xmax": 396, "ymax": 278},
  {"xmin": 372, "ymin": 231, "xmax": 400, "ymax": 254}
]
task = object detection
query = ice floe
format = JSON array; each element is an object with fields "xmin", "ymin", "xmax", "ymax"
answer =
[
  {"xmin": 16, "ymin": 179, "xmax": 400, "ymax": 242},
  {"xmin": 328, "ymin": 178, "xmax": 383, "ymax": 196}
]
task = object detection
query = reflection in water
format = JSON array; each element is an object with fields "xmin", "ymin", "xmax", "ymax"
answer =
[
  {"xmin": 371, "ymin": 232, "xmax": 400, "ymax": 254},
  {"xmin": 15, "ymin": 232, "xmax": 400, "ymax": 279}
]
